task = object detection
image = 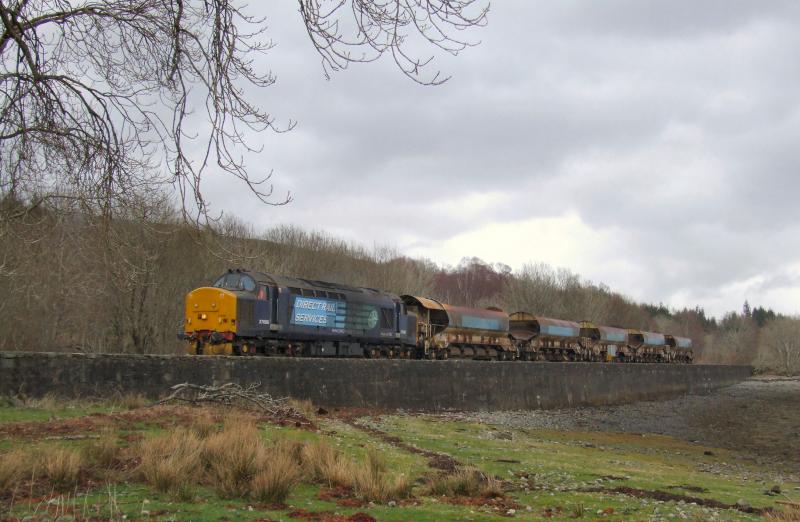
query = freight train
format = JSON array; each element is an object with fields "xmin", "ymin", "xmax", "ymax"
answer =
[{"xmin": 180, "ymin": 269, "xmax": 693, "ymax": 363}]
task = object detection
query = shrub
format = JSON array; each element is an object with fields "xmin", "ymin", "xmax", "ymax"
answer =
[{"xmin": 137, "ymin": 428, "xmax": 201, "ymax": 498}]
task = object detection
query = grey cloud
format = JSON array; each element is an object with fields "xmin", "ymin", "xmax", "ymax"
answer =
[{"xmin": 199, "ymin": 1, "xmax": 800, "ymax": 316}]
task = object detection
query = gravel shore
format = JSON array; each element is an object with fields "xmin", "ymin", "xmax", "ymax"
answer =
[{"xmin": 459, "ymin": 378, "xmax": 800, "ymax": 475}]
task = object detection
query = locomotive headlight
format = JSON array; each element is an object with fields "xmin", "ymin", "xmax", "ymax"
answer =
[{"xmin": 200, "ymin": 313, "xmax": 207, "ymax": 320}]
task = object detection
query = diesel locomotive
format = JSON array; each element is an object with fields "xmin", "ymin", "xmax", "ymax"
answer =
[{"xmin": 181, "ymin": 268, "xmax": 693, "ymax": 363}]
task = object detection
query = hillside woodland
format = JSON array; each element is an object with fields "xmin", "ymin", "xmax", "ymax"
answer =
[{"xmin": 0, "ymin": 200, "xmax": 796, "ymax": 374}]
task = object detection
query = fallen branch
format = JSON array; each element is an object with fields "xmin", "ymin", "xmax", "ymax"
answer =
[{"xmin": 156, "ymin": 382, "xmax": 303, "ymax": 419}]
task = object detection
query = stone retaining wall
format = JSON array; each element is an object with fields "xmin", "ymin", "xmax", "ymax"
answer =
[{"xmin": 0, "ymin": 352, "xmax": 752, "ymax": 411}]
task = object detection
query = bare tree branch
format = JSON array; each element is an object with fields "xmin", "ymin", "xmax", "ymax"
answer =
[{"xmin": 0, "ymin": 0, "xmax": 488, "ymax": 222}]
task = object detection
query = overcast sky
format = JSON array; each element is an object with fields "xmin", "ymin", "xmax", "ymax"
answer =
[{"xmin": 200, "ymin": 1, "xmax": 800, "ymax": 318}]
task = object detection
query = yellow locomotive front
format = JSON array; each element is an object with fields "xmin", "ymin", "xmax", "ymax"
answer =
[{"xmin": 183, "ymin": 286, "xmax": 238, "ymax": 355}]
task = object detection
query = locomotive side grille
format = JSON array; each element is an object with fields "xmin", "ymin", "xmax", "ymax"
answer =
[{"xmin": 237, "ymin": 299, "xmax": 256, "ymax": 329}]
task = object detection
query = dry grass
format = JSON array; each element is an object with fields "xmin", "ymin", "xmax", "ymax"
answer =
[
  {"xmin": 301, "ymin": 440, "xmax": 353, "ymax": 487},
  {"xmin": 190, "ymin": 409, "xmax": 219, "ymax": 439},
  {"xmin": 425, "ymin": 467, "xmax": 502, "ymax": 498},
  {"xmin": 353, "ymin": 467, "xmax": 413, "ymax": 502},
  {"xmin": 134, "ymin": 415, "xmax": 304, "ymax": 502},
  {"xmin": 351, "ymin": 448, "xmax": 412, "ymax": 502},
  {"xmin": 288, "ymin": 398, "xmax": 316, "ymax": 418},
  {"xmin": 300, "ymin": 443, "xmax": 412, "ymax": 502},
  {"xmin": 118, "ymin": 393, "xmax": 148, "ymax": 410},
  {"xmin": 251, "ymin": 448, "xmax": 300, "ymax": 504},
  {"xmin": 273, "ymin": 438, "xmax": 305, "ymax": 466},
  {"xmin": 83, "ymin": 428, "xmax": 120, "ymax": 469},
  {"xmin": 29, "ymin": 393, "xmax": 59, "ymax": 410},
  {"xmin": 132, "ymin": 418, "xmax": 412, "ymax": 503},
  {"xmin": 203, "ymin": 430, "xmax": 264, "ymax": 498},
  {"xmin": 41, "ymin": 448, "xmax": 84, "ymax": 491},
  {"xmin": 137, "ymin": 428, "xmax": 201, "ymax": 499},
  {"xmin": 201, "ymin": 414, "xmax": 280, "ymax": 499},
  {"xmin": 767, "ymin": 505, "xmax": 800, "ymax": 521},
  {"xmin": 0, "ymin": 449, "xmax": 32, "ymax": 492}
]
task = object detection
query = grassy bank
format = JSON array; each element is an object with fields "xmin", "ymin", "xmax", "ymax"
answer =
[{"xmin": 0, "ymin": 398, "xmax": 797, "ymax": 521}]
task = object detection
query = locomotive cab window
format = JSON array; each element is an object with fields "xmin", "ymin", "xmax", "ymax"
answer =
[{"xmin": 213, "ymin": 273, "xmax": 256, "ymax": 292}]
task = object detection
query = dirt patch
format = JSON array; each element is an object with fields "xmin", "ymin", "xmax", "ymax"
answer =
[
  {"xmin": 286, "ymin": 509, "xmax": 376, "ymax": 522},
  {"xmin": 583, "ymin": 485, "xmax": 774, "ymax": 515},
  {"xmin": 317, "ymin": 486, "xmax": 366, "ymax": 508},
  {"xmin": 0, "ymin": 405, "xmax": 315, "ymax": 441},
  {"xmin": 338, "ymin": 415, "xmax": 461, "ymax": 472},
  {"xmin": 666, "ymin": 484, "xmax": 709, "ymax": 493},
  {"xmin": 441, "ymin": 494, "xmax": 521, "ymax": 515}
]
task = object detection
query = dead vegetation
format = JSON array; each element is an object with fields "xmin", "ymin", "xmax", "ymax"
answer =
[
  {"xmin": 0, "ymin": 449, "xmax": 30, "ymax": 493},
  {"xmin": 158, "ymin": 383, "xmax": 309, "ymax": 422},
  {"xmin": 130, "ymin": 414, "xmax": 414, "ymax": 504},
  {"xmin": 202, "ymin": 416, "xmax": 265, "ymax": 498},
  {"xmin": 251, "ymin": 450, "xmax": 301, "ymax": 504},
  {"xmin": 82, "ymin": 428, "xmax": 122, "ymax": 470},
  {"xmin": 137, "ymin": 428, "xmax": 202, "ymax": 500},
  {"xmin": 351, "ymin": 449, "xmax": 413, "ymax": 502},
  {"xmin": 425, "ymin": 467, "xmax": 504, "ymax": 498},
  {"xmin": 767, "ymin": 504, "xmax": 800, "ymax": 521},
  {"xmin": 42, "ymin": 448, "xmax": 84, "ymax": 492}
]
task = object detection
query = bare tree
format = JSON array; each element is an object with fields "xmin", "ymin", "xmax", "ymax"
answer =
[
  {"xmin": 0, "ymin": 0, "xmax": 489, "ymax": 221},
  {"xmin": 757, "ymin": 317, "xmax": 800, "ymax": 375}
]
